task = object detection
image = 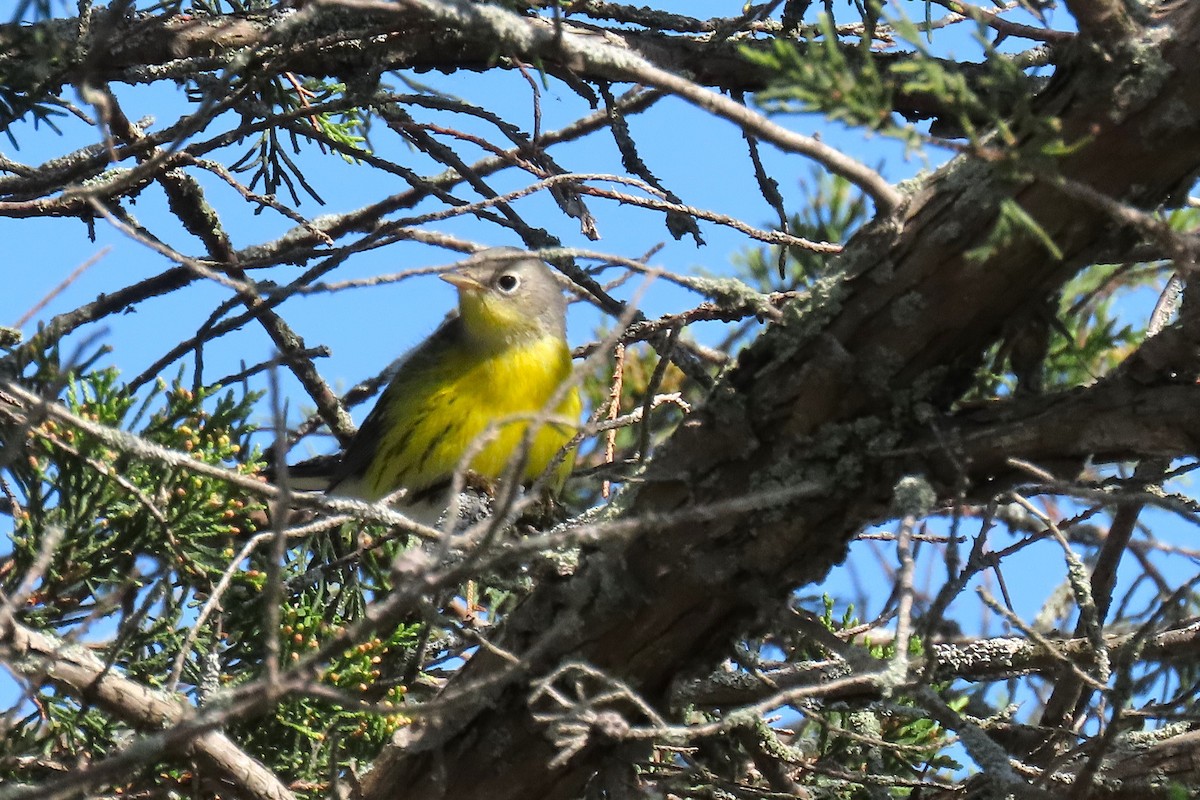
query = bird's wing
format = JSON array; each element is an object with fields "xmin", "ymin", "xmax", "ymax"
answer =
[{"xmin": 328, "ymin": 314, "xmax": 462, "ymax": 496}]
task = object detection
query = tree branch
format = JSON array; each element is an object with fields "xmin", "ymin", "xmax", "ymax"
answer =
[
  {"xmin": 0, "ymin": 4, "xmax": 1032, "ymax": 178},
  {"xmin": 1064, "ymin": 0, "xmax": 1138, "ymax": 50},
  {"xmin": 356, "ymin": 5, "xmax": 1200, "ymax": 797},
  {"xmin": 0, "ymin": 608, "xmax": 295, "ymax": 800},
  {"xmin": 678, "ymin": 617, "xmax": 1200, "ymax": 709}
]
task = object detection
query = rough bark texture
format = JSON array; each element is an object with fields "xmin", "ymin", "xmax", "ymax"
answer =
[
  {"xmin": 0, "ymin": 610, "xmax": 293, "ymax": 800},
  {"xmin": 7, "ymin": 2, "xmax": 1200, "ymax": 798},
  {"xmin": 0, "ymin": 4, "xmax": 1027, "ymax": 126},
  {"xmin": 349, "ymin": 5, "xmax": 1200, "ymax": 799}
]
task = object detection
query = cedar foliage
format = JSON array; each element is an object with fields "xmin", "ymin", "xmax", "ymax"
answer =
[{"xmin": 3, "ymin": 2, "xmax": 1200, "ymax": 799}]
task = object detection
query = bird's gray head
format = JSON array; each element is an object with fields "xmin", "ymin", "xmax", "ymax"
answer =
[{"xmin": 442, "ymin": 248, "xmax": 568, "ymax": 344}]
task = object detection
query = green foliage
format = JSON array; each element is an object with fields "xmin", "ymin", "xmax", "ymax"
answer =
[
  {"xmin": 1167, "ymin": 781, "xmax": 1193, "ymax": 800},
  {"xmin": 745, "ymin": 9, "xmax": 1040, "ymax": 154},
  {"xmin": 0, "ymin": 360, "xmax": 259, "ymax": 784},
  {"xmin": 227, "ymin": 598, "xmax": 416, "ymax": 786},
  {"xmin": 965, "ymin": 197, "xmax": 1063, "ymax": 265},
  {"xmin": 0, "ymin": 19, "xmax": 73, "ymax": 145},
  {"xmin": 798, "ymin": 598, "xmax": 962, "ymax": 793},
  {"xmin": 886, "ymin": 14, "xmax": 1037, "ymax": 146},
  {"xmin": 7, "ymin": 365, "xmax": 263, "ymax": 626},
  {"xmin": 0, "ymin": 355, "xmax": 419, "ymax": 796},
  {"xmin": 744, "ymin": 15, "xmax": 896, "ymax": 134},
  {"xmin": 284, "ymin": 79, "xmax": 369, "ymax": 162},
  {"xmin": 737, "ymin": 169, "xmax": 871, "ymax": 293},
  {"xmin": 972, "ymin": 208, "xmax": 1195, "ymax": 397},
  {"xmin": 1049, "ymin": 270, "xmax": 1141, "ymax": 386},
  {"xmin": 226, "ymin": 77, "xmax": 368, "ymax": 205}
]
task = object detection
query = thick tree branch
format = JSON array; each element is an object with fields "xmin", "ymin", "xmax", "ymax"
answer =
[
  {"xmin": 5, "ymin": 2, "xmax": 1195, "ymax": 797},
  {"xmin": 0, "ymin": 608, "xmax": 294, "ymax": 800},
  {"xmin": 0, "ymin": 4, "xmax": 1039, "ymax": 157},
  {"xmin": 357, "ymin": 5, "xmax": 1200, "ymax": 798},
  {"xmin": 897, "ymin": 380, "xmax": 1200, "ymax": 488},
  {"xmin": 679, "ymin": 617, "xmax": 1200, "ymax": 709},
  {"xmin": 1064, "ymin": 0, "xmax": 1138, "ymax": 50}
]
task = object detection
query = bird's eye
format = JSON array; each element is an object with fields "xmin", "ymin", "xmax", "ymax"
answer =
[{"xmin": 497, "ymin": 273, "xmax": 520, "ymax": 293}]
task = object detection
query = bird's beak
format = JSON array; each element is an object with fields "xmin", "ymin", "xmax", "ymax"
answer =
[{"xmin": 441, "ymin": 273, "xmax": 485, "ymax": 292}]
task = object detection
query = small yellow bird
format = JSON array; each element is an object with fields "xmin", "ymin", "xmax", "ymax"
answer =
[{"xmin": 327, "ymin": 249, "xmax": 581, "ymax": 523}]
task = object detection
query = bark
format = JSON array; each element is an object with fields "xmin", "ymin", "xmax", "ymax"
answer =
[
  {"xmin": 681, "ymin": 617, "xmax": 1200, "ymax": 709},
  {"xmin": 0, "ymin": 609, "xmax": 294, "ymax": 800},
  {"xmin": 353, "ymin": 5, "xmax": 1200, "ymax": 798},
  {"xmin": 0, "ymin": 3, "xmax": 1038, "ymax": 128},
  {"xmin": 7, "ymin": 2, "xmax": 1200, "ymax": 798}
]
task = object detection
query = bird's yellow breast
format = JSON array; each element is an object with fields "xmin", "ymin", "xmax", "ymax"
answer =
[{"xmin": 363, "ymin": 333, "xmax": 580, "ymax": 501}]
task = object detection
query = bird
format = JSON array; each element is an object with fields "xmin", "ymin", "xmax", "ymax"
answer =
[{"xmin": 321, "ymin": 248, "xmax": 581, "ymax": 525}]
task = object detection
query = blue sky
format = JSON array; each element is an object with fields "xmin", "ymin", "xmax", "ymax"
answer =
[
  {"xmin": 0, "ymin": 2, "xmax": 944, "ymax": 719},
  {"xmin": 0, "ymin": 0, "xmax": 1130, "ymax": 635},
  {"xmin": 0, "ymin": 2, "xmax": 946, "ymax": 382},
  {"xmin": 6, "ymin": 1, "xmax": 1192, "ymax": 755}
]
